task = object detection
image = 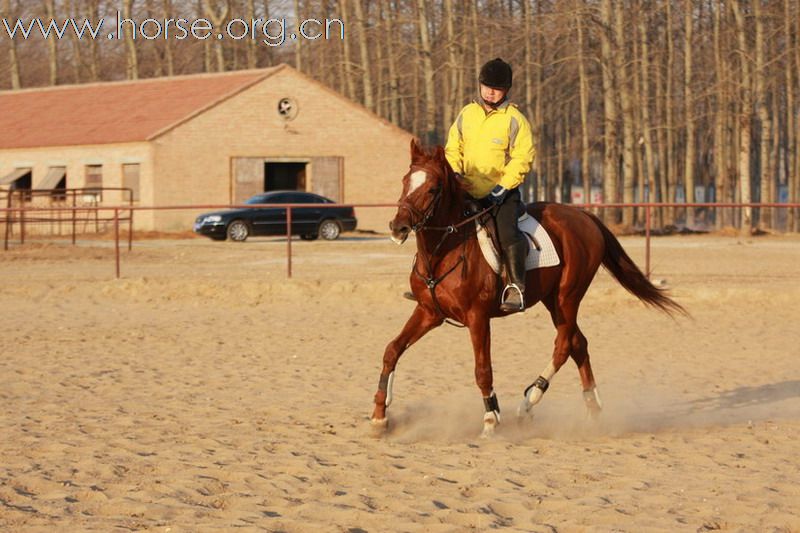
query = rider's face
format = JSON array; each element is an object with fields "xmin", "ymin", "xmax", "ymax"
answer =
[{"xmin": 480, "ymin": 83, "xmax": 508, "ymax": 107}]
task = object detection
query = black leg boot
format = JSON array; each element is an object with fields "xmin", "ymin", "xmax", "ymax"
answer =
[{"xmin": 499, "ymin": 240, "xmax": 528, "ymax": 313}]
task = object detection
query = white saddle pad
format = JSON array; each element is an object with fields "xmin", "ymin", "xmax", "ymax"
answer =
[{"xmin": 476, "ymin": 213, "xmax": 560, "ymax": 274}]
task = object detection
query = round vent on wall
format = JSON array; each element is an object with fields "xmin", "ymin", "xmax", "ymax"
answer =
[{"xmin": 277, "ymin": 97, "xmax": 299, "ymax": 121}]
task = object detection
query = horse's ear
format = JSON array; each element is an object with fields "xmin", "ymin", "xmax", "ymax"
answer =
[
  {"xmin": 410, "ymin": 138, "xmax": 423, "ymax": 160},
  {"xmin": 434, "ymin": 145, "xmax": 446, "ymax": 163}
]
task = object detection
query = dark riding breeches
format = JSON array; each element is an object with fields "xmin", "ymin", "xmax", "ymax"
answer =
[{"xmin": 494, "ymin": 188, "xmax": 525, "ymax": 248}]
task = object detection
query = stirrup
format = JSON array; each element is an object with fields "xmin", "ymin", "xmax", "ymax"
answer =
[{"xmin": 500, "ymin": 283, "xmax": 525, "ymax": 312}]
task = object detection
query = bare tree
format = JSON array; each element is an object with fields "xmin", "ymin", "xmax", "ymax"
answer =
[
  {"xmin": 352, "ymin": 0, "xmax": 374, "ymax": 110},
  {"xmin": 416, "ymin": 0, "xmax": 436, "ymax": 143},
  {"xmin": 122, "ymin": 0, "xmax": 139, "ymax": 79},
  {"xmin": 731, "ymin": 0, "xmax": 753, "ymax": 234},
  {"xmin": 2, "ymin": 0, "xmax": 22, "ymax": 89}
]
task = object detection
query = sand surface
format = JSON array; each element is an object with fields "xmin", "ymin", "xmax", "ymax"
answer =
[{"xmin": 1, "ymin": 232, "xmax": 800, "ymax": 532}]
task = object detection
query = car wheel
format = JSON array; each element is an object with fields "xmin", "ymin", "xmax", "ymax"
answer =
[
  {"xmin": 319, "ymin": 219, "xmax": 341, "ymax": 240},
  {"xmin": 227, "ymin": 220, "xmax": 250, "ymax": 242},
  {"xmin": 300, "ymin": 233, "xmax": 319, "ymax": 241}
]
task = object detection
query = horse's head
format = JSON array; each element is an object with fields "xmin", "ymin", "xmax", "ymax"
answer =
[{"xmin": 389, "ymin": 139, "xmax": 452, "ymax": 244}]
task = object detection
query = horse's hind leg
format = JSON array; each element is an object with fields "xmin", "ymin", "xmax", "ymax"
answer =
[
  {"xmin": 517, "ymin": 294, "xmax": 575, "ymax": 417},
  {"xmin": 371, "ymin": 305, "xmax": 442, "ymax": 428},
  {"xmin": 569, "ymin": 327, "xmax": 603, "ymax": 418}
]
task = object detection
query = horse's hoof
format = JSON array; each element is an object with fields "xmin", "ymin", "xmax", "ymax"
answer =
[
  {"xmin": 516, "ymin": 399, "xmax": 533, "ymax": 419},
  {"xmin": 370, "ymin": 417, "xmax": 388, "ymax": 436},
  {"xmin": 480, "ymin": 423, "xmax": 496, "ymax": 439},
  {"xmin": 585, "ymin": 405, "xmax": 602, "ymax": 420}
]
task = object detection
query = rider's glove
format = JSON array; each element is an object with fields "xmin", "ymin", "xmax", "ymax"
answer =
[{"xmin": 486, "ymin": 184, "xmax": 508, "ymax": 205}]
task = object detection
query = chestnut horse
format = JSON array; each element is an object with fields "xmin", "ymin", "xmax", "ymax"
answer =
[{"xmin": 371, "ymin": 140, "xmax": 685, "ymax": 437}]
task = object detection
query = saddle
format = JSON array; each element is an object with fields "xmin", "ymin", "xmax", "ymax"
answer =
[{"xmin": 466, "ymin": 199, "xmax": 560, "ymax": 275}]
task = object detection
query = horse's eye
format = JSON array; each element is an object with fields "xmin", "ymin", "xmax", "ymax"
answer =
[{"xmin": 429, "ymin": 187, "xmax": 440, "ymax": 195}]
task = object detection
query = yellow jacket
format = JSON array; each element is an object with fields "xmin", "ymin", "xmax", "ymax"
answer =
[{"xmin": 445, "ymin": 101, "xmax": 535, "ymax": 198}]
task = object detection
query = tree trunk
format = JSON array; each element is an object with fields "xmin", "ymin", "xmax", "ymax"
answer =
[
  {"xmin": 384, "ymin": 0, "xmax": 400, "ymax": 125},
  {"xmin": 576, "ymin": 1, "xmax": 591, "ymax": 205},
  {"xmin": 788, "ymin": 0, "xmax": 799, "ymax": 230},
  {"xmin": 442, "ymin": 0, "xmax": 460, "ymax": 137},
  {"xmin": 713, "ymin": 0, "xmax": 731, "ymax": 228},
  {"xmin": 162, "ymin": 0, "xmax": 174, "ymax": 75},
  {"xmin": 203, "ymin": 0, "xmax": 229, "ymax": 72},
  {"xmin": 416, "ymin": 0, "xmax": 437, "ymax": 144},
  {"xmin": 122, "ymin": 0, "xmax": 139, "ymax": 79},
  {"xmin": 732, "ymin": 0, "xmax": 753, "ymax": 234},
  {"xmin": 665, "ymin": 0, "xmax": 676, "ymax": 225},
  {"xmin": 754, "ymin": 0, "xmax": 772, "ymax": 228},
  {"xmin": 613, "ymin": 0, "xmax": 635, "ymax": 227},
  {"xmin": 66, "ymin": 0, "xmax": 82, "ymax": 83},
  {"xmin": 352, "ymin": 0, "xmax": 374, "ymax": 111},
  {"xmin": 87, "ymin": 0, "xmax": 100, "ymax": 81},
  {"xmin": 599, "ymin": 0, "xmax": 619, "ymax": 222},
  {"xmin": 340, "ymin": 0, "xmax": 355, "ymax": 100},
  {"xmin": 43, "ymin": 0, "xmax": 58, "ymax": 85},
  {"xmin": 246, "ymin": 0, "xmax": 257, "ymax": 69},
  {"xmin": 683, "ymin": 0, "xmax": 696, "ymax": 223},
  {"xmin": 293, "ymin": 0, "xmax": 302, "ymax": 72},
  {"xmin": 639, "ymin": 11, "xmax": 657, "ymax": 210},
  {"xmin": 1, "ymin": 0, "xmax": 21, "ymax": 89}
]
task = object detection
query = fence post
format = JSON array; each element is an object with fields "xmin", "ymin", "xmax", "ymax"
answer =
[
  {"xmin": 114, "ymin": 208, "xmax": 120, "ymax": 279},
  {"xmin": 286, "ymin": 206, "xmax": 293, "ymax": 278},
  {"xmin": 71, "ymin": 192, "xmax": 77, "ymax": 245},
  {"xmin": 128, "ymin": 208, "xmax": 134, "ymax": 251},
  {"xmin": 20, "ymin": 196, "xmax": 25, "ymax": 245},
  {"xmin": 645, "ymin": 203, "xmax": 651, "ymax": 279}
]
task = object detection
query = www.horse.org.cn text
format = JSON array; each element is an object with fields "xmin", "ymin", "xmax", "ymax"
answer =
[{"xmin": 1, "ymin": 13, "xmax": 345, "ymax": 47}]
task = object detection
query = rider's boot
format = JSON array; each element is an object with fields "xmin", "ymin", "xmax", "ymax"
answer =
[
  {"xmin": 499, "ymin": 240, "xmax": 527, "ymax": 313},
  {"xmin": 402, "ymin": 291, "xmax": 417, "ymax": 301}
]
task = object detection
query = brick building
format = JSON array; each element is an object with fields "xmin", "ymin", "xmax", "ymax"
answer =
[{"xmin": 0, "ymin": 64, "xmax": 413, "ymax": 232}]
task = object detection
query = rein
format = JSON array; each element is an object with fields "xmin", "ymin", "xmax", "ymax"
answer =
[{"xmin": 404, "ymin": 180, "xmax": 495, "ymax": 327}]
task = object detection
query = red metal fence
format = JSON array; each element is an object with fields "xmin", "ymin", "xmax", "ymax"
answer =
[{"xmin": 1, "ymin": 202, "xmax": 798, "ymax": 280}]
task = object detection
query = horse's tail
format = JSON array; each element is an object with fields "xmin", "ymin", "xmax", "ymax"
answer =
[{"xmin": 588, "ymin": 213, "xmax": 687, "ymax": 317}]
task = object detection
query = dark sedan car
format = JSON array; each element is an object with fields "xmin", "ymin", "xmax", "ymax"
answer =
[{"xmin": 193, "ymin": 191, "xmax": 357, "ymax": 242}]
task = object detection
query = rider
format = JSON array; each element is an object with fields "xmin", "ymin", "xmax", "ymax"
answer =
[{"xmin": 446, "ymin": 58, "xmax": 535, "ymax": 312}]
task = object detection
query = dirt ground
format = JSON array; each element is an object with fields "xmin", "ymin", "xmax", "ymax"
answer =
[{"xmin": 1, "ymin": 231, "xmax": 799, "ymax": 532}]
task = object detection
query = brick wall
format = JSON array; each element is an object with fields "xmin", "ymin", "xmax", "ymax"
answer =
[
  {"xmin": 0, "ymin": 143, "xmax": 154, "ymax": 230},
  {"xmin": 152, "ymin": 66, "xmax": 413, "ymax": 233}
]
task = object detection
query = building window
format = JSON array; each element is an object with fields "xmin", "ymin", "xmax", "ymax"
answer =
[
  {"xmin": 122, "ymin": 163, "xmax": 140, "ymax": 202},
  {"xmin": 84, "ymin": 164, "xmax": 103, "ymax": 203}
]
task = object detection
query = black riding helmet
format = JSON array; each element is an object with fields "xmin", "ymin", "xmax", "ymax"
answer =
[{"xmin": 479, "ymin": 58, "xmax": 513, "ymax": 89}]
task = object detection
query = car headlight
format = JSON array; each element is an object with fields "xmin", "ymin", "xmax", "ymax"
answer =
[{"xmin": 203, "ymin": 215, "xmax": 222, "ymax": 223}]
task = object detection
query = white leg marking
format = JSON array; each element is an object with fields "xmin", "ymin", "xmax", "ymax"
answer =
[
  {"xmin": 407, "ymin": 170, "xmax": 427, "ymax": 195},
  {"xmin": 528, "ymin": 361, "xmax": 556, "ymax": 405},
  {"xmin": 518, "ymin": 361, "xmax": 558, "ymax": 416},
  {"xmin": 384, "ymin": 371, "xmax": 395, "ymax": 407}
]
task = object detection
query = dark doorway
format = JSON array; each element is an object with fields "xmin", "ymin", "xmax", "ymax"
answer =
[
  {"xmin": 264, "ymin": 162, "xmax": 306, "ymax": 191},
  {"xmin": 10, "ymin": 170, "xmax": 32, "ymax": 201}
]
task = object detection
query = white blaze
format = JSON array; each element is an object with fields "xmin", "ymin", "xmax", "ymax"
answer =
[{"xmin": 407, "ymin": 170, "xmax": 427, "ymax": 195}]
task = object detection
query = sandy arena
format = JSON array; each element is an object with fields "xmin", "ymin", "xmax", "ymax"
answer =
[{"xmin": 1, "ymin": 230, "xmax": 799, "ymax": 532}]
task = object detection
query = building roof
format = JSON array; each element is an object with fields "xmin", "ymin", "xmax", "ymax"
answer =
[{"xmin": 0, "ymin": 66, "xmax": 283, "ymax": 149}]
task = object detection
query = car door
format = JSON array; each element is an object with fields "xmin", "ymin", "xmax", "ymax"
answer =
[
  {"xmin": 251, "ymin": 193, "xmax": 287, "ymax": 236},
  {"xmin": 286, "ymin": 193, "xmax": 322, "ymax": 235}
]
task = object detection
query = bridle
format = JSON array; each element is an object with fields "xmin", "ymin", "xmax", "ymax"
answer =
[
  {"xmin": 397, "ymin": 169, "xmax": 443, "ymax": 232},
  {"xmin": 396, "ymin": 166, "xmax": 495, "ymax": 327}
]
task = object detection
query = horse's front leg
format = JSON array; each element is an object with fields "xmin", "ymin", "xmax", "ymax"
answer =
[
  {"xmin": 371, "ymin": 305, "xmax": 442, "ymax": 430},
  {"xmin": 467, "ymin": 313, "xmax": 498, "ymax": 438}
]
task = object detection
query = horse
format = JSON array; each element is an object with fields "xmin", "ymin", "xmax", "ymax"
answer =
[{"xmin": 370, "ymin": 139, "xmax": 685, "ymax": 437}]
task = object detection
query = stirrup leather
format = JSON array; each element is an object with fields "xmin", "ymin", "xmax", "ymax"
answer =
[{"xmin": 500, "ymin": 283, "xmax": 525, "ymax": 310}]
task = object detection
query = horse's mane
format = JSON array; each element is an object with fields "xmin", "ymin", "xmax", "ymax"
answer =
[{"xmin": 412, "ymin": 143, "xmax": 469, "ymax": 201}]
